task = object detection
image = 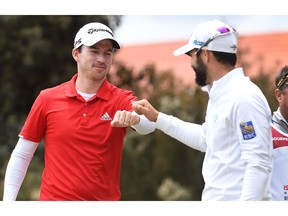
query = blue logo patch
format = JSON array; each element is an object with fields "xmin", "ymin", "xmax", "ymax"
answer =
[
  {"xmin": 193, "ymin": 40, "xmax": 204, "ymax": 46},
  {"xmin": 240, "ymin": 121, "xmax": 256, "ymax": 140}
]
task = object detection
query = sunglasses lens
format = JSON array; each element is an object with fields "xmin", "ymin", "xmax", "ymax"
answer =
[{"xmin": 217, "ymin": 27, "xmax": 231, "ymax": 34}]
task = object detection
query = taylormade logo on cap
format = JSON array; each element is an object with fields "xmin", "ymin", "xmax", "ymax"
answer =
[
  {"xmin": 87, "ymin": 28, "xmax": 114, "ymax": 36},
  {"xmin": 73, "ymin": 22, "xmax": 120, "ymax": 49},
  {"xmin": 174, "ymin": 19, "xmax": 238, "ymax": 56}
]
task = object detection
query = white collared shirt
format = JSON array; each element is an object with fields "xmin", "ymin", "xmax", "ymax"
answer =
[{"xmin": 156, "ymin": 68, "xmax": 273, "ymax": 200}]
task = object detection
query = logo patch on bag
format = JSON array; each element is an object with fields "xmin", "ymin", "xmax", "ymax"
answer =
[{"xmin": 240, "ymin": 121, "xmax": 256, "ymax": 140}]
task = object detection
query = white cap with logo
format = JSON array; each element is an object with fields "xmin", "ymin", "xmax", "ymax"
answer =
[
  {"xmin": 174, "ymin": 19, "xmax": 238, "ymax": 56},
  {"xmin": 73, "ymin": 22, "xmax": 120, "ymax": 49}
]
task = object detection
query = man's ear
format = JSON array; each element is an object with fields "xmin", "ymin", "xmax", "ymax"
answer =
[
  {"xmin": 275, "ymin": 88, "xmax": 283, "ymax": 103},
  {"xmin": 72, "ymin": 48, "xmax": 79, "ymax": 62},
  {"xmin": 200, "ymin": 48, "xmax": 209, "ymax": 63}
]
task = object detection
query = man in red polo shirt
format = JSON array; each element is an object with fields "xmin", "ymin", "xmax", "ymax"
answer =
[{"xmin": 3, "ymin": 22, "xmax": 155, "ymax": 201}]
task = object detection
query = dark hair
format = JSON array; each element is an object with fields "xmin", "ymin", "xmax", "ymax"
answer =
[
  {"xmin": 212, "ymin": 51, "xmax": 237, "ymax": 66},
  {"xmin": 76, "ymin": 45, "xmax": 83, "ymax": 53},
  {"xmin": 275, "ymin": 65, "xmax": 288, "ymax": 90}
]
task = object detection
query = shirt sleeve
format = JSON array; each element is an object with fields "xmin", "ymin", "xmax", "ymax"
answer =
[
  {"xmin": 234, "ymin": 91, "xmax": 273, "ymax": 200},
  {"xmin": 20, "ymin": 91, "xmax": 47, "ymax": 143},
  {"xmin": 131, "ymin": 112, "xmax": 156, "ymax": 135},
  {"xmin": 3, "ymin": 138, "xmax": 39, "ymax": 201},
  {"xmin": 117, "ymin": 90, "xmax": 138, "ymax": 112},
  {"xmin": 155, "ymin": 112, "xmax": 207, "ymax": 152}
]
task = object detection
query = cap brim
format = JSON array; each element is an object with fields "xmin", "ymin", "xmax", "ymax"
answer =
[
  {"xmin": 111, "ymin": 39, "xmax": 120, "ymax": 49},
  {"xmin": 173, "ymin": 43, "xmax": 195, "ymax": 56},
  {"xmin": 83, "ymin": 34, "xmax": 120, "ymax": 49}
]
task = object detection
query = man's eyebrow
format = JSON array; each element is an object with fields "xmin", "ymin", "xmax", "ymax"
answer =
[
  {"xmin": 89, "ymin": 46, "xmax": 113, "ymax": 52},
  {"xmin": 88, "ymin": 46, "xmax": 98, "ymax": 50}
]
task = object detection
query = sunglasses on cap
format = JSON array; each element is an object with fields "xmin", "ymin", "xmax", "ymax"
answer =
[
  {"xmin": 195, "ymin": 26, "xmax": 236, "ymax": 55},
  {"xmin": 276, "ymin": 72, "xmax": 288, "ymax": 89}
]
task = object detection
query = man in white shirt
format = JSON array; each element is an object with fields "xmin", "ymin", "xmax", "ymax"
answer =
[{"xmin": 132, "ymin": 20, "xmax": 273, "ymax": 200}]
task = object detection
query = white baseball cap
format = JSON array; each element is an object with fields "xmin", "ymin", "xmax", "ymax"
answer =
[
  {"xmin": 174, "ymin": 19, "xmax": 238, "ymax": 56},
  {"xmin": 73, "ymin": 22, "xmax": 120, "ymax": 49}
]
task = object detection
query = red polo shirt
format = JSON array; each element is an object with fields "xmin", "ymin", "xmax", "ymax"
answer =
[{"xmin": 20, "ymin": 74, "xmax": 137, "ymax": 200}]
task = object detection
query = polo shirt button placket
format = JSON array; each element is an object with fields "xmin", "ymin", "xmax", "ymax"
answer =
[{"xmin": 81, "ymin": 102, "xmax": 88, "ymax": 125}]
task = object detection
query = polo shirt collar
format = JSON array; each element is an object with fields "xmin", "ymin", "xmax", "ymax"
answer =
[
  {"xmin": 95, "ymin": 78, "xmax": 111, "ymax": 101},
  {"xmin": 65, "ymin": 73, "xmax": 111, "ymax": 101}
]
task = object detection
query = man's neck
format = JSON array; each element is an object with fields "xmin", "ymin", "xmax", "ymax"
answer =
[{"xmin": 75, "ymin": 76, "xmax": 105, "ymax": 94}]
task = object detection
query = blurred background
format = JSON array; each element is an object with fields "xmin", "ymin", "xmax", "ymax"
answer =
[
  {"xmin": 0, "ymin": 15, "xmax": 285, "ymax": 201},
  {"xmin": 114, "ymin": 15, "xmax": 288, "ymax": 46}
]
